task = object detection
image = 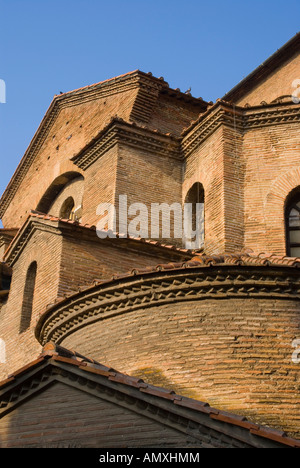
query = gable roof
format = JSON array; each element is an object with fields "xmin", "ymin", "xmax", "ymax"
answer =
[
  {"xmin": 0, "ymin": 342, "xmax": 299, "ymax": 448},
  {"xmin": 3, "ymin": 211, "xmax": 195, "ymax": 267},
  {"xmin": 222, "ymin": 32, "xmax": 300, "ymax": 103},
  {"xmin": 0, "ymin": 70, "xmax": 208, "ymax": 220}
]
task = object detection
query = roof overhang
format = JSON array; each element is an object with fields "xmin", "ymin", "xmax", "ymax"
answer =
[
  {"xmin": 3, "ymin": 212, "xmax": 195, "ymax": 267},
  {"xmin": 0, "ymin": 70, "xmax": 208, "ymax": 220},
  {"xmin": 0, "ymin": 342, "xmax": 299, "ymax": 448},
  {"xmin": 222, "ymin": 32, "xmax": 300, "ymax": 103}
]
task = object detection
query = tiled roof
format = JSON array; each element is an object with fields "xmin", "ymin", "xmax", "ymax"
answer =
[
  {"xmin": 3, "ymin": 211, "xmax": 195, "ymax": 262},
  {"xmin": 0, "ymin": 69, "xmax": 208, "ymax": 220},
  {"xmin": 0, "ymin": 341, "xmax": 299, "ymax": 448},
  {"xmin": 14, "ymin": 211, "xmax": 300, "ymax": 267},
  {"xmin": 55, "ymin": 69, "xmax": 140, "ymax": 97},
  {"xmin": 46, "ymin": 249, "xmax": 300, "ymax": 306},
  {"xmin": 54, "ymin": 69, "xmax": 202, "ymax": 103}
]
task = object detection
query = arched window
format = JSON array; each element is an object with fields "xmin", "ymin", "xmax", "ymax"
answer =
[
  {"xmin": 19, "ymin": 262, "xmax": 37, "ymax": 333},
  {"xmin": 60, "ymin": 196, "xmax": 75, "ymax": 220},
  {"xmin": 36, "ymin": 172, "xmax": 84, "ymax": 215},
  {"xmin": 184, "ymin": 182, "xmax": 205, "ymax": 249},
  {"xmin": 286, "ymin": 192, "xmax": 300, "ymax": 257}
]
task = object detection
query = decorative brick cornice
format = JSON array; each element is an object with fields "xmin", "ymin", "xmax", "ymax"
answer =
[
  {"xmin": 4, "ymin": 219, "xmax": 62, "ymax": 267},
  {"xmin": 1, "ymin": 343, "xmax": 298, "ymax": 447},
  {"xmin": 35, "ymin": 255, "xmax": 300, "ymax": 346},
  {"xmin": 243, "ymin": 104, "xmax": 300, "ymax": 128},
  {"xmin": 181, "ymin": 101, "xmax": 300, "ymax": 158},
  {"xmin": 0, "ymin": 230, "xmax": 17, "ymax": 249},
  {"xmin": 0, "ymin": 70, "xmax": 204, "ymax": 218},
  {"xmin": 4, "ymin": 212, "xmax": 194, "ymax": 268},
  {"xmin": 181, "ymin": 103, "xmax": 244, "ymax": 158},
  {"xmin": 0, "ymin": 102, "xmax": 60, "ymax": 218},
  {"xmin": 71, "ymin": 119, "xmax": 182, "ymax": 170}
]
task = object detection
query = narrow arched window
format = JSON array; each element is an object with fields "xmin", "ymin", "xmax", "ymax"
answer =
[
  {"xmin": 184, "ymin": 182, "xmax": 205, "ymax": 249},
  {"xmin": 286, "ymin": 193, "xmax": 300, "ymax": 257},
  {"xmin": 60, "ymin": 196, "xmax": 75, "ymax": 220},
  {"xmin": 20, "ymin": 262, "xmax": 37, "ymax": 333}
]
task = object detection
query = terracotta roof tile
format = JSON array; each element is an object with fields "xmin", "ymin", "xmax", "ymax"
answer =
[
  {"xmin": 174, "ymin": 397, "xmax": 217, "ymax": 415},
  {"xmin": 1, "ymin": 342, "xmax": 299, "ymax": 448},
  {"xmin": 38, "ymin": 248, "xmax": 300, "ymax": 309},
  {"xmin": 28, "ymin": 211, "xmax": 195, "ymax": 254}
]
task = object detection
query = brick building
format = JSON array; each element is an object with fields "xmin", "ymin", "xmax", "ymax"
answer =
[{"xmin": 0, "ymin": 33, "xmax": 300, "ymax": 448}]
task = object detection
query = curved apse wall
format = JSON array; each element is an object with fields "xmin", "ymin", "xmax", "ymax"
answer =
[{"xmin": 36, "ymin": 254, "xmax": 300, "ymax": 438}]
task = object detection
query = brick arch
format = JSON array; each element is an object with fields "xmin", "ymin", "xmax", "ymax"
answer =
[
  {"xmin": 182, "ymin": 172, "xmax": 208, "ymax": 203},
  {"xmin": 182, "ymin": 180, "xmax": 205, "ymax": 250},
  {"xmin": 264, "ymin": 167, "xmax": 300, "ymax": 255},
  {"xmin": 36, "ymin": 172, "xmax": 84, "ymax": 215}
]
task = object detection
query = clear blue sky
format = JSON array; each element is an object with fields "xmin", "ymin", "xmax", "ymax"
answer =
[{"xmin": 0, "ymin": 0, "xmax": 299, "ymax": 209}]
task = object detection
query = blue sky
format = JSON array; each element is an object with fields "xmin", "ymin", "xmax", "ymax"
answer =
[{"xmin": 0, "ymin": 0, "xmax": 299, "ymax": 211}]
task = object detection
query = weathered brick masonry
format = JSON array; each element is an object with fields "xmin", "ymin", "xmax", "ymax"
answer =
[{"xmin": 0, "ymin": 34, "xmax": 300, "ymax": 446}]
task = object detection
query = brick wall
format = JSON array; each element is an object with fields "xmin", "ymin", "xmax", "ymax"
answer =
[
  {"xmin": 61, "ymin": 296, "xmax": 300, "ymax": 439},
  {"xmin": 149, "ymin": 94, "xmax": 203, "ymax": 136},
  {"xmin": 243, "ymin": 122, "xmax": 300, "ymax": 255},
  {"xmin": 58, "ymin": 226, "xmax": 190, "ymax": 298},
  {"xmin": 183, "ymin": 127, "xmax": 227, "ymax": 254},
  {"xmin": 236, "ymin": 52, "xmax": 300, "ymax": 106},
  {"xmin": 1, "ymin": 86, "xmax": 138, "ymax": 229},
  {"xmin": 80, "ymin": 145, "xmax": 118, "ymax": 226},
  {"xmin": 0, "ymin": 229, "xmax": 62, "ymax": 378},
  {"xmin": 115, "ymin": 145, "xmax": 182, "ymax": 244},
  {"xmin": 0, "ymin": 381, "xmax": 202, "ymax": 448},
  {"xmin": 183, "ymin": 107, "xmax": 300, "ymax": 256}
]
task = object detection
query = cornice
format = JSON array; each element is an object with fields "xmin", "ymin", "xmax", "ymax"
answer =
[
  {"xmin": 181, "ymin": 101, "xmax": 300, "ymax": 158},
  {"xmin": 36, "ymin": 259, "xmax": 300, "ymax": 346},
  {"xmin": 2, "ymin": 347, "xmax": 298, "ymax": 448},
  {"xmin": 0, "ymin": 101, "xmax": 60, "ymax": 219},
  {"xmin": 181, "ymin": 103, "xmax": 243, "ymax": 158},
  {"xmin": 57, "ymin": 71, "xmax": 166, "ymax": 111},
  {"xmin": 0, "ymin": 229, "xmax": 18, "ymax": 248},
  {"xmin": 71, "ymin": 119, "xmax": 182, "ymax": 170},
  {"xmin": 0, "ymin": 71, "xmax": 202, "ymax": 218},
  {"xmin": 4, "ymin": 219, "xmax": 62, "ymax": 267},
  {"xmin": 4, "ymin": 212, "xmax": 194, "ymax": 268}
]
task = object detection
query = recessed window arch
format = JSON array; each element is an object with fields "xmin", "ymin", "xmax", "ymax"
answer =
[
  {"xmin": 60, "ymin": 196, "xmax": 75, "ymax": 220},
  {"xmin": 36, "ymin": 172, "xmax": 84, "ymax": 216},
  {"xmin": 20, "ymin": 261, "xmax": 37, "ymax": 333},
  {"xmin": 184, "ymin": 182, "xmax": 205, "ymax": 249},
  {"xmin": 285, "ymin": 189, "xmax": 300, "ymax": 257}
]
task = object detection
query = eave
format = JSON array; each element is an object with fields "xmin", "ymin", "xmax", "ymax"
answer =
[
  {"xmin": 222, "ymin": 32, "xmax": 300, "ymax": 103},
  {"xmin": 0, "ymin": 70, "xmax": 207, "ymax": 220},
  {"xmin": 181, "ymin": 99, "xmax": 300, "ymax": 158},
  {"xmin": 71, "ymin": 118, "xmax": 182, "ymax": 170}
]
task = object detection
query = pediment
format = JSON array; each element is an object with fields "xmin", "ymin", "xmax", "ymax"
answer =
[
  {"xmin": 0, "ymin": 343, "xmax": 299, "ymax": 448},
  {"xmin": 0, "ymin": 71, "xmax": 207, "ymax": 223}
]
